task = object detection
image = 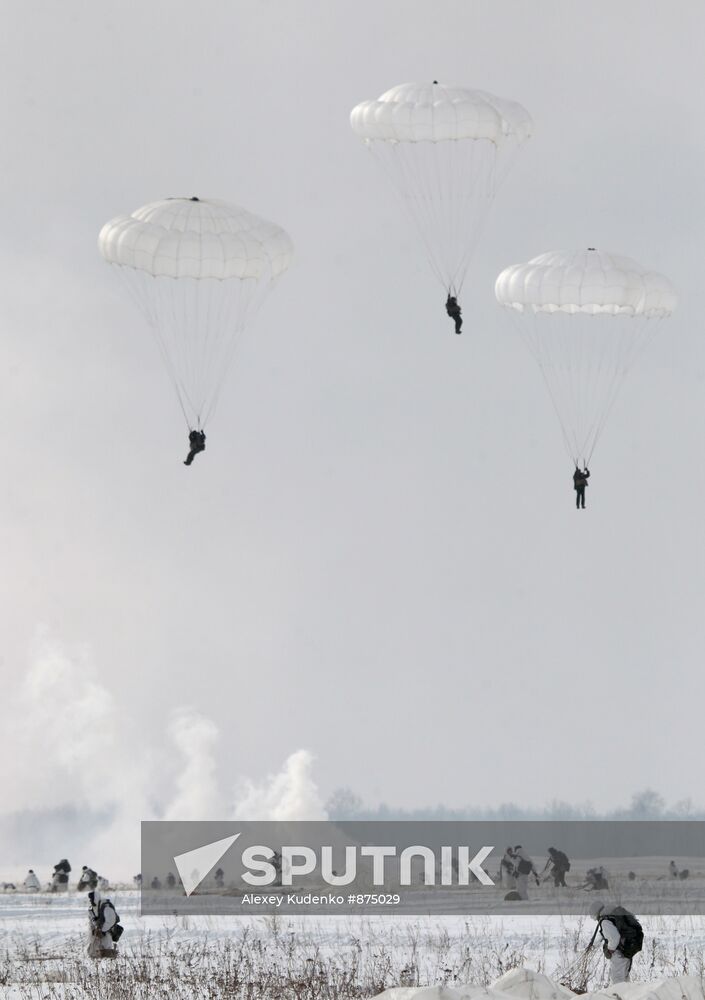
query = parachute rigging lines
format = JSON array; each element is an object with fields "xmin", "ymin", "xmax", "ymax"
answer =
[
  {"xmin": 99, "ymin": 197, "xmax": 293, "ymax": 430},
  {"xmin": 495, "ymin": 249, "xmax": 677, "ymax": 466},
  {"xmin": 350, "ymin": 82, "xmax": 532, "ymax": 296}
]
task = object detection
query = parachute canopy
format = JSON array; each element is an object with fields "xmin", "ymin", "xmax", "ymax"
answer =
[
  {"xmin": 99, "ymin": 197, "xmax": 293, "ymax": 429},
  {"xmin": 351, "ymin": 82, "xmax": 532, "ymax": 299},
  {"xmin": 372, "ymin": 969, "xmax": 705, "ymax": 1000},
  {"xmin": 350, "ymin": 82, "xmax": 533, "ymax": 144},
  {"xmin": 495, "ymin": 249, "xmax": 677, "ymax": 317},
  {"xmin": 495, "ymin": 249, "xmax": 677, "ymax": 465}
]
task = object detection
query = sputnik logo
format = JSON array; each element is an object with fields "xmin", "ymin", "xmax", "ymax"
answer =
[
  {"xmin": 171, "ymin": 835, "xmax": 495, "ymax": 895},
  {"xmin": 174, "ymin": 833, "xmax": 240, "ymax": 896}
]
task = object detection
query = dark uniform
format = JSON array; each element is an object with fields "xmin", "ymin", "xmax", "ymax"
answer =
[
  {"xmin": 184, "ymin": 429, "xmax": 206, "ymax": 466},
  {"xmin": 573, "ymin": 466, "xmax": 590, "ymax": 508},
  {"xmin": 445, "ymin": 294, "xmax": 462, "ymax": 335},
  {"xmin": 546, "ymin": 847, "xmax": 570, "ymax": 887}
]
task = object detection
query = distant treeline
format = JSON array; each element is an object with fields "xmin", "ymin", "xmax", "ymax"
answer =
[{"xmin": 325, "ymin": 788, "xmax": 703, "ymax": 821}]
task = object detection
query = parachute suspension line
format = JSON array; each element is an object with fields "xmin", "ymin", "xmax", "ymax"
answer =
[
  {"xmin": 387, "ymin": 141, "xmax": 448, "ymax": 289},
  {"xmin": 196, "ymin": 276, "xmax": 226, "ymax": 428},
  {"xmin": 519, "ymin": 312, "xmax": 663, "ymax": 467},
  {"xmin": 161, "ymin": 277, "xmax": 202, "ymax": 428},
  {"xmin": 539, "ymin": 362, "xmax": 582, "ymax": 464},
  {"xmin": 580, "ymin": 322, "xmax": 623, "ymax": 466},
  {"xmin": 432, "ymin": 86, "xmax": 500, "ymax": 295},
  {"xmin": 520, "ymin": 314, "xmax": 583, "ymax": 464},
  {"xmin": 193, "ymin": 276, "xmax": 213, "ymax": 428},
  {"xmin": 167, "ymin": 280, "xmax": 199, "ymax": 427},
  {"xmin": 513, "ymin": 315, "xmax": 571, "ymax": 461},
  {"xmin": 199, "ymin": 267, "xmax": 280, "ymax": 429},
  {"xmin": 199, "ymin": 276, "xmax": 258, "ymax": 429},
  {"xmin": 435, "ymin": 84, "xmax": 467, "ymax": 293},
  {"xmin": 179, "ymin": 279, "xmax": 201, "ymax": 426},
  {"xmin": 584, "ymin": 316, "xmax": 663, "ymax": 466},
  {"xmin": 194, "ymin": 276, "xmax": 257, "ymax": 429},
  {"xmin": 404, "ymin": 144, "xmax": 446, "ymax": 287},
  {"xmin": 120, "ymin": 268, "xmax": 267, "ymax": 433},
  {"xmin": 581, "ymin": 313, "xmax": 621, "ymax": 462},
  {"xmin": 115, "ymin": 268, "xmax": 195, "ymax": 430},
  {"xmin": 441, "ymin": 141, "xmax": 461, "ymax": 292},
  {"xmin": 569, "ymin": 317, "xmax": 593, "ymax": 462},
  {"xmin": 574, "ymin": 317, "xmax": 616, "ymax": 463},
  {"xmin": 558, "ymin": 926, "xmax": 602, "ymax": 994},
  {"xmin": 452, "ymin": 141, "xmax": 497, "ymax": 296},
  {"xmin": 440, "ymin": 139, "xmax": 495, "ymax": 295},
  {"xmin": 575, "ymin": 315, "xmax": 635, "ymax": 465},
  {"xmin": 198, "ymin": 282, "xmax": 225, "ymax": 428},
  {"xmin": 455, "ymin": 140, "xmax": 493, "ymax": 290},
  {"xmin": 369, "ymin": 136, "xmax": 500, "ymax": 296},
  {"xmin": 452, "ymin": 136, "xmax": 521, "ymax": 295}
]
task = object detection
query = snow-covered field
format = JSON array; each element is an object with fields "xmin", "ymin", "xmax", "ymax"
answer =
[{"xmin": 1, "ymin": 891, "xmax": 705, "ymax": 999}]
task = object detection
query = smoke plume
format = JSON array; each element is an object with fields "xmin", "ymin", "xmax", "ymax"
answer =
[{"xmin": 0, "ymin": 634, "xmax": 326, "ymax": 881}]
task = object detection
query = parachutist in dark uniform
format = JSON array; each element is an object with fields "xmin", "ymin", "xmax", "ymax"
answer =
[
  {"xmin": 445, "ymin": 294, "xmax": 462, "ymax": 335},
  {"xmin": 184, "ymin": 429, "xmax": 206, "ymax": 466},
  {"xmin": 573, "ymin": 466, "xmax": 590, "ymax": 508}
]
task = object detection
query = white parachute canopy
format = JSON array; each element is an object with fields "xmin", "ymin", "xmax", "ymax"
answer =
[
  {"xmin": 350, "ymin": 82, "xmax": 532, "ymax": 297},
  {"xmin": 495, "ymin": 248, "xmax": 677, "ymax": 465},
  {"xmin": 99, "ymin": 197, "xmax": 293, "ymax": 429}
]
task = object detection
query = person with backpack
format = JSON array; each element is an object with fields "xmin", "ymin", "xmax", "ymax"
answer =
[
  {"xmin": 512, "ymin": 845, "xmax": 540, "ymax": 900},
  {"xmin": 87, "ymin": 889, "xmax": 123, "ymax": 958},
  {"xmin": 184, "ymin": 428, "xmax": 206, "ymax": 466},
  {"xmin": 589, "ymin": 900, "xmax": 643, "ymax": 983},
  {"xmin": 51, "ymin": 859, "xmax": 71, "ymax": 892},
  {"xmin": 445, "ymin": 293, "xmax": 463, "ymax": 335},
  {"xmin": 499, "ymin": 847, "xmax": 517, "ymax": 889},
  {"xmin": 77, "ymin": 866, "xmax": 98, "ymax": 891},
  {"xmin": 543, "ymin": 847, "xmax": 571, "ymax": 887},
  {"xmin": 573, "ymin": 466, "xmax": 591, "ymax": 508},
  {"xmin": 583, "ymin": 865, "xmax": 610, "ymax": 891}
]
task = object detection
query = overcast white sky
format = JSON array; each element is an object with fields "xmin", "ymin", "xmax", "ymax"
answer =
[{"xmin": 1, "ymin": 0, "xmax": 704, "ymax": 846}]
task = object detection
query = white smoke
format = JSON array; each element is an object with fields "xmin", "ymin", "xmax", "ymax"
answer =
[
  {"xmin": 2, "ymin": 633, "xmax": 117, "ymax": 811},
  {"xmin": 163, "ymin": 709, "xmax": 221, "ymax": 821},
  {"xmin": 0, "ymin": 634, "xmax": 327, "ymax": 880},
  {"xmin": 233, "ymin": 749, "xmax": 327, "ymax": 821}
]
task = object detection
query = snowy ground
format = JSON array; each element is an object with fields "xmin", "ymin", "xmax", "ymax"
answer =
[{"xmin": 1, "ymin": 891, "xmax": 705, "ymax": 999}]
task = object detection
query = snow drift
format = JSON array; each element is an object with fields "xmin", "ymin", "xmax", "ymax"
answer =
[{"xmin": 372, "ymin": 969, "xmax": 704, "ymax": 1000}]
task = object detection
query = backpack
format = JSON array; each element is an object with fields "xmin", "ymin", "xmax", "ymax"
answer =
[
  {"xmin": 517, "ymin": 858, "xmax": 533, "ymax": 875},
  {"xmin": 553, "ymin": 850, "xmax": 570, "ymax": 870},
  {"xmin": 603, "ymin": 907, "xmax": 643, "ymax": 958},
  {"xmin": 99, "ymin": 900, "xmax": 124, "ymax": 943}
]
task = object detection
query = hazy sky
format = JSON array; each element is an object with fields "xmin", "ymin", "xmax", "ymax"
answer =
[{"xmin": 1, "ymin": 0, "xmax": 704, "ymax": 857}]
